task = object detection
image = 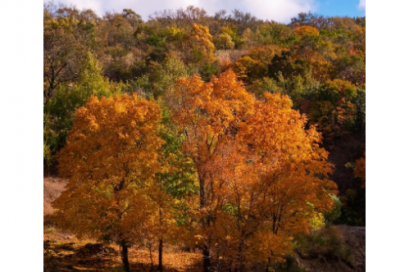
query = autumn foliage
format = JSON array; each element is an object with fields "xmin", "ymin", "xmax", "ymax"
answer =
[
  {"xmin": 52, "ymin": 94, "xmax": 164, "ymax": 271},
  {"xmin": 167, "ymin": 70, "xmax": 337, "ymax": 271},
  {"xmin": 183, "ymin": 23, "xmax": 216, "ymax": 65},
  {"xmin": 44, "ymin": 5, "xmax": 365, "ymax": 272},
  {"xmin": 294, "ymin": 25, "xmax": 320, "ymax": 36}
]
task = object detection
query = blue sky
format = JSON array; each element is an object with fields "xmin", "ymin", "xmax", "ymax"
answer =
[
  {"xmin": 317, "ymin": 0, "xmax": 365, "ymax": 18},
  {"xmin": 53, "ymin": 0, "xmax": 365, "ymax": 23}
]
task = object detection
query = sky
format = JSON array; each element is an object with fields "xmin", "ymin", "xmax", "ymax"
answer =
[{"xmin": 52, "ymin": 0, "xmax": 366, "ymax": 23}]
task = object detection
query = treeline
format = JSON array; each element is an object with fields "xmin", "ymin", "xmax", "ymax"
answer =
[{"xmin": 43, "ymin": 3, "xmax": 365, "ymax": 271}]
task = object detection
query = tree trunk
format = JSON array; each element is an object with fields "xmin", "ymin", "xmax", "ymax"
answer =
[
  {"xmin": 199, "ymin": 175, "xmax": 211, "ymax": 272},
  {"xmin": 236, "ymin": 238, "xmax": 245, "ymax": 272},
  {"xmin": 203, "ymin": 245, "xmax": 211, "ymax": 272},
  {"xmin": 158, "ymin": 207, "xmax": 164, "ymax": 272},
  {"xmin": 265, "ymin": 253, "xmax": 272, "ymax": 272},
  {"xmin": 148, "ymin": 244, "xmax": 154, "ymax": 271},
  {"xmin": 158, "ymin": 239, "xmax": 163, "ymax": 272},
  {"xmin": 121, "ymin": 241, "xmax": 131, "ymax": 272}
]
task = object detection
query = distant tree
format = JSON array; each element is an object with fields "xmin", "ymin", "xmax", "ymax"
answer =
[
  {"xmin": 233, "ymin": 45, "xmax": 283, "ymax": 81},
  {"xmin": 257, "ymin": 22, "xmax": 297, "ymax": 46},
  {"xmin": 131, "ymin": 53, "xmax": 188, "ymax": 98},
  {"xmin": 309, "ymin": 79, "xmax": 358, "ymax": 138},
  {"xmin": 294, "ymin": 26, "xmax": 319, "ymax": 36},
  {"xmin": 183, "ymin": 24, "xmax": 216, "ymax": 65},
  {"xmin": 44, "ymin": 52, "xmax": 124, "ymax": 166},
  {"xmin": 43, "ymin": 10, "xmax": 81, "ymax": 103},
  {"xmin": 213, "ymin": 32, "xmax": 235, "ymax": 50},
  {"xmin": 220, "ymin": 26, "xmax": 245, "ymax": 48}
]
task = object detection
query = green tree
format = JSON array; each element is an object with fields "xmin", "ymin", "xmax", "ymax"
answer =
[{"xmin": 44, "ymin": 52, "xmax": 124, "ymax": 166}]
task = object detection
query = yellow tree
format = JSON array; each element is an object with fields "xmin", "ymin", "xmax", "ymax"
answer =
[
  {"xmin": 167, "ymin": 69, "xmax": 255, "ymax": 271},
  {"xmin": 51, "ymin": 94, "xmax": 164, "ymax": 272},
  {"xmin": 183, "ymin": 23, "xmax": 216, "ymax": 65}
]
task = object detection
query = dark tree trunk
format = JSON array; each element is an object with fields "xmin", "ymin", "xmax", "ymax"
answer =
[
  {"xmin": 121, "ymin": 241, "xmax": 131, "ymax": 272},
  {"xmin": 158, "ymin": 207, "xmax": 164, "ymax": 272},
  {"xmin": 199, "ymin": 175, "xmax": 211, "ymax": 272},
  {"xmin": 235, "ymin": 238, "xmax": 245, "ymax": 272},
  {"xmin": 265, "ymin": 254, "xmax": 272, "ymax": 272},
  {"xmin": 158, "ymin": 239, "xmax": 163, "ymax": 272},
  {"xmin": 203, "ymin": 245, "xmax": 211, "ymax": 272}
]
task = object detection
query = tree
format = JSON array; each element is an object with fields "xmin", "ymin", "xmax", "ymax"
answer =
[
  {"xmin": 150, "ymin": 108, "xmax": 198, "ymax": 272},
  {"xmin": 51, "ymin": 94, "xmax": 164, "ymax": 272},
  {"xmin": 183, "ymin": 23, "xmax": 216, "ymax": 65},
  {"xmin": 188, "ymin": 92, "xmax": 336, "ymax": 271},
  {"xmin": 294, "ymin": 25, "xmax": 320, "ymax": 36},
  {"xmin": 44, "ymin": 9, "xmax": 81, "ymax": 103},
  {"xmin": 213, "ymin": 32, "xmax": 235, "ymax": 50},
  {"xmin": 257, "ymin": 22, "xmax": 296, "ymax": 47},
  {"xmin": 309, "ymin": 79, "xmax": 358, "ymax": 138},
  {"xmin": 131, "ymin": 53, "xmax": 188, "ymax": 99},
  {"xmin": 233, "ymin": 45, "xmax": 283, "ymax": 82},
  {"xmin": 231, "ymin": 92, "xmax": 337, "ymax": 270},
  {"xmin": 44, "ymin": 52, "xmax": 124, "ymax": 166},
  {"xmin": 43, "ymin": 5, "xmax": 99, "ymax": 103},
  {"xmin": 168, "ymin": 72, "xmax": 337, "ymax": 271},
  {"xmin": 168, "ymin": 70, "xmax": 255, "ymax": 271}
]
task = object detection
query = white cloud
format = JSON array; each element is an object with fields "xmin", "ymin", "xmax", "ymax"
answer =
[
  {"xmin": 54, "ymin": 0, "xmax": 316, "ymax": 23},
  {"xmin": 243, "ymin": 0, "xmax": 316, "ymax": 22},
  {"xmin": 358, "ymin": 0, "xmax": 366, "ymax": 9}
]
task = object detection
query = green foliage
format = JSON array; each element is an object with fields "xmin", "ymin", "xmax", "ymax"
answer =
[
  {"xmin": 294, "ymin": 227, "xmax": 355, "ymax": 267},
  {"xmin": 44, "ymin": 52, "xmax": 124, "ymax": 166},
  {"xmin": 199, "ymin": 63, "xmax": 220, "ymax": 82},
  {"xmin": 158, "ymin": 108, "xmax": 198, "ymax": 198},
  {"xmin": 213, "ymin": 32, "xmax": 235, "ymax": 50},
  {"xmin": 233, "ymin": 45, "xmax": 283, "ymax": 82},
  {"xmin": 308, "ymin": 79, "xmax": 359, "ymax": 137},
  {"xmin": 147, "ymin": 34, "xmax": 166, "ymax": 46},
  {"xmin": 257, "ymin": 23, "xmax": 297, "ymax": 46},
  {"xmin": 131, "ymin": 53, "xmax": 188, "ymax": 98},
  {"xmin": 247, "ymin": 77, "xmax": 281, "ymax": 98},
  {"xmin": 157, "ymin": 108, "xmax": 198, "ymax": 228},
  {"xmin": 324, "ymin": 195, "xmax": 342, "ymax": 225},
  {"xmin": 221, "ymin": 26, "xmax": 245, "ymax": 48}
]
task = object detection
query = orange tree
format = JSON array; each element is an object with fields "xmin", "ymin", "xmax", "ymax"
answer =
[
  {"xmin": 226, "ymin": 92, "xmax": 337, "ymax": 271},
  {"xmin": 167, "ymin": 69, "xmax": 255, "ymax": 271},
  {"xmin": 194, "ymin": 93, "xmax": 337, "ymax": 271},
  {"xmin": 168, "ymin": 70, "xmax": 337, "ymax": 271},
  {"xmin": 51, "ymin": 94, "xmax": 164, "ymax": 272}
]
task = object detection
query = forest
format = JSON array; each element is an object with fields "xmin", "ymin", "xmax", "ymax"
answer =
[{"xmin": 43, "ymin": 3, "xmax": 365, "ymax": 272}]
